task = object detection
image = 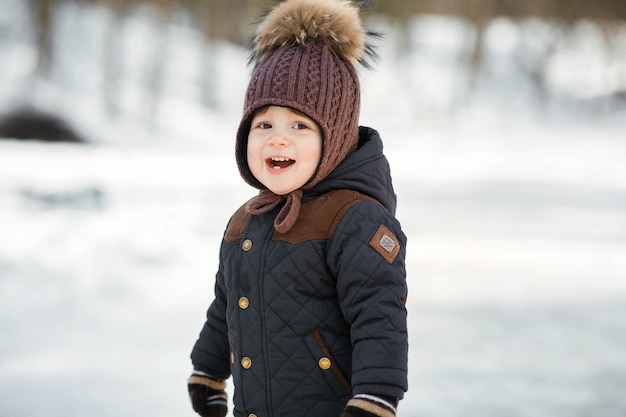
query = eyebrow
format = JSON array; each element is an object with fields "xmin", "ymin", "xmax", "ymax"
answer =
[
  {"xmin": 288, "ymin": 108, "xmax": 309, "ymax": 118},
  {"xmin": 253, "ymin": 106, "xmax": 270, "ymax": 117}
]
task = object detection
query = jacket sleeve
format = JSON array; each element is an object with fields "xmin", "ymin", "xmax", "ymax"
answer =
[
  {"xmin": 328, "ymin": 200, "xmax": 408, "ymax": 399},
  {"xmin": 190, "ymin": 245, "xmax": 231, "ymax": 380}
]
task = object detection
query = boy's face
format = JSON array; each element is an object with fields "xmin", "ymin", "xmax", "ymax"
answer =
[{"xmin": 247, "ymin": 106, "xmax": 322, "ymax": 195}]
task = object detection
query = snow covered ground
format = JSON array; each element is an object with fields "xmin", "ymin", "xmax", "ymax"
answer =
[{"xmin": 1, "ymin": 1, "xmax": 626, "ymax": 416}]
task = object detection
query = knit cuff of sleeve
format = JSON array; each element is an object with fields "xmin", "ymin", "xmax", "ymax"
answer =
[
  {"xmin": 187, "ymin": 370, "xmax": 227, "ymax": 391},
  {"xmin": 346, "ymin": 393, "xmax": 397, "ymax": 417}
]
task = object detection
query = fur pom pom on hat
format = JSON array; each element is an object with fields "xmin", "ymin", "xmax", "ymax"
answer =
[
  {"xmin": 236, "ymin": 0, "xmax": 378, "ymax": 233},
  {"xmin": 251, "ymin": 0, "xmax": 370, "ymax": 65}
]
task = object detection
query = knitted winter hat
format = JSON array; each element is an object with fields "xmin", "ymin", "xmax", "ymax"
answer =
[{"xmin": 236, "ymin": 0, "xmax": 377, "ymax": 233}]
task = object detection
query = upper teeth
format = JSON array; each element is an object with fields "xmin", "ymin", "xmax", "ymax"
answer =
[{"xmin": 272, "ymin": 157, "xmax": 290, "ymax": 161}]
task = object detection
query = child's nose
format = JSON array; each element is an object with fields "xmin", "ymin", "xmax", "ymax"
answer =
[{"xmin": 268, "ymin": 132, "xmax": 289, "ymax": 146}]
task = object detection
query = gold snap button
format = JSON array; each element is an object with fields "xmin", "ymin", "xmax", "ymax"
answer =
[
  {"xmin": 318, "ymin": 357, "xmax": 331, "ymax": 370},
  {"xmin": 238, "ymin": 296, "xmax": 249, "ymax": 309},
  {"xmin": 230, "ymin": 351, "xmax": 234, "ymax": 364},
  {"xmin": 249, "ymin": 414, "xmax": 258, "ymax": 417},
  {"xmin": 242, "ymin": 239, "xmax": 252, "ymax": 251},
  {"xmin": 241, "ymin": 356, "xmax": 252, "ymax": 369}
]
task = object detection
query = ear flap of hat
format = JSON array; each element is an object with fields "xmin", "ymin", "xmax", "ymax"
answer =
[{"xmin": 236, "ymin": 111, "xmax": 265, "ymax": 190}]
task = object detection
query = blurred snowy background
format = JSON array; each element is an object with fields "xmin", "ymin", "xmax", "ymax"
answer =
[{"xmin": 1, "ymin": 0, "xmax": 625, "ymax": 416}]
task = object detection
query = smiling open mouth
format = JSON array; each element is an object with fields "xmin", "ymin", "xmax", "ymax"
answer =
[{"xmin": 268, "ymin": 157, "xmax": 295, "ymax": 170}]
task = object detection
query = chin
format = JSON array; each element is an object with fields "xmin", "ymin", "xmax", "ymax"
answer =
[
  {"xmin": 265, "ymin": 183, "xmax": 299, "ymax": 195},
  {"xmin": 270, "ymin": 188, "xmax": 295, "ymax": 195}
]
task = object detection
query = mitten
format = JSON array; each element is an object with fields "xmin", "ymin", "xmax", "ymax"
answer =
[
  {"xmin": 340, "ymin": 394, "xmax": 398, "ymax": 417},
  {"xmin": 187, "ymin": 370, "xmax": 228, "ymax": 417}
]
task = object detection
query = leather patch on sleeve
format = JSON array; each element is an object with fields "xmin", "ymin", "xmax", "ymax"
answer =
[{"xmin": 369, "ymin": 224, "xmax": 400, "ymax": 264}]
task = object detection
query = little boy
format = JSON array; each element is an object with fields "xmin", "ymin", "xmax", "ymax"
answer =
[{"xmin": 188, "ymin": 1, "xmax": 408, "ymax": 416}]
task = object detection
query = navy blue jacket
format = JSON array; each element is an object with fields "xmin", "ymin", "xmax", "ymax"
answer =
[{"xmin": 191, "ymin": 127, "xmax": 408, "ymax": 417}]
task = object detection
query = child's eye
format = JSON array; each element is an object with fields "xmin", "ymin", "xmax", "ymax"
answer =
[
  {"xmin": 293, "ymin": 123, "xmax": 308, "ymax": 130},
  {"xmin": 258, "ymin": 122, "xmax": 272, "ymax": 129}
]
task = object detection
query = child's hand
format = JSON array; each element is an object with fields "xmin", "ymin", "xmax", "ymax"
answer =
[
  {"xmin": 187, "ymin": 372, "xmax": 228, "ymax": 417},
  {"xmin": 340, "ymin": 394, "xmax": 398, "ymax": 417}
]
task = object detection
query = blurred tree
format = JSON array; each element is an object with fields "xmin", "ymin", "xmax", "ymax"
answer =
[
  {"xmin": 185, "ymin": 0, "xmax": 254, "ymax": 108},
  {"xmin": 144, "ymin": 0, "xmax": 175, "ymax": 125},
  {"xmin": 29, "ymin": 0, "xmax": 54, "ymax": 74},
  {"xmin": 101, "ymin": 0, "xmax": 132, "ymax": 118}
]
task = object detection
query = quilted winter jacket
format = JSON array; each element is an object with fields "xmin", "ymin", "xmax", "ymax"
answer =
[{"xmin": 191, "ymin": 127, "xmax": 408, "ymax": 417}]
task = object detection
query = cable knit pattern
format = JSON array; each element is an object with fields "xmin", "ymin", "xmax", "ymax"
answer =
[
  {"xmin": 305, "ymin": 46, "xmax": 322, "ymax": 109},
  {"xmin": 270, "ymin": 47, "xmax": 296, "ymax": 99},
  {"xmin": 329, "ymin": 64, "xmax": 342, "ymax": 127}
]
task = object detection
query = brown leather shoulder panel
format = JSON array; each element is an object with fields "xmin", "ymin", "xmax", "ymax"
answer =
[
  {"xmin": 273, "ymin": 189, "xmax": 379, "ymax": 244},
  {"xmin": 224, "ymin": 204, "xmax": 251, "ymax": 242}
]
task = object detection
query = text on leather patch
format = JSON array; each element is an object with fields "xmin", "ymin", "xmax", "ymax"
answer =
[{"xmin": 369, "ymin": 224, "xmax": 400, "ymax": 264}]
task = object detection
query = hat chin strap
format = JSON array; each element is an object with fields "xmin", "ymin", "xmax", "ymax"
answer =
[{"xmin": 245, "ymin": 189, "xmax": 303, "ymax": 234}]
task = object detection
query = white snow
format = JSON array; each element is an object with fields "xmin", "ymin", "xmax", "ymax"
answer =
[{"xmin": 1, "ymin": 1, "xmax": 626, "ymax": 416}]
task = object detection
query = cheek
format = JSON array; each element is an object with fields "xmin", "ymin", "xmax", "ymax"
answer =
[
  {"xmin": 308, "ymin": 142, "xmax": 322, "ymax": 168},
  {"xmin": 246, "ymin": 140, "xmax": 260, "ymax": 165}
]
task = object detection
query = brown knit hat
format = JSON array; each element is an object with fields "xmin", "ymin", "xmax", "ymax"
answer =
[{"xmin": 236, "ymin": 0, "xmax": 377, "ymax": 233}]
